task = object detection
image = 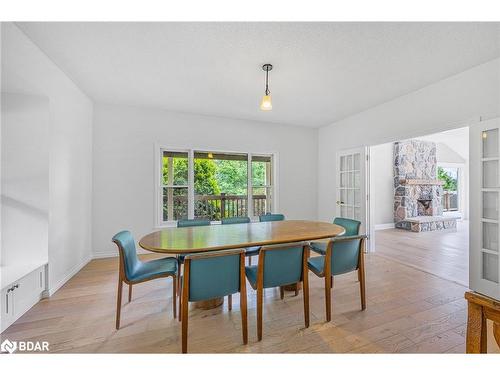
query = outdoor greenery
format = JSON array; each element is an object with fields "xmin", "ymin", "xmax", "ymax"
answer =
[
  {"xmin": 162, "ymin": 155, "xmax": 268, "ymax": 220},
  {"xmin": 437, "ymin": 166, "xmax": 458, "ymax": 191}
]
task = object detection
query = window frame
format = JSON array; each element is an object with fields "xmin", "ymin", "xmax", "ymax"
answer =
[{"xmin": 154, "ymin": 144, "xmax": 279, "ymax": 228}]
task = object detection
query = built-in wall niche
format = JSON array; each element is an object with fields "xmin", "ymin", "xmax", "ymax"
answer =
[{"xmin": 1, "ymin": 93, "xmax": 49, "ymax": 332}]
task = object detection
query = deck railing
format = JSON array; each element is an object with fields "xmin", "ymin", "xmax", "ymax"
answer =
[{"xmin": 169, "ymin": 193, "xmax": 269, "ymax": 220}]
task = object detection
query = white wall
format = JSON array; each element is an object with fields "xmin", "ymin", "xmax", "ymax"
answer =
[
  {"xmin": 370, "ymin": 143, "xmax": 394, "ymax": 227},
  {"xmin": 1, "ymin": 23, "xmax": 93, "ymax": 294},
  {"xmin": 92, "ymin": 103, "xmax": 318, "ymax": 257},
  {"xmin": 1, "ymin": 94, "xmax": 49, "ymax": 287},
  {"xmin": 318, "ymin": 58, "xmax": 500, "ymax": 222}
]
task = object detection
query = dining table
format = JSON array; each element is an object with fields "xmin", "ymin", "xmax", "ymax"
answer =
[{"xmin": 139, "ymin": 220, "xmax": 345, "ymax": 309}]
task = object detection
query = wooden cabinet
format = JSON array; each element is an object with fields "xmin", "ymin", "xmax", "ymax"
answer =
[{"xmin": 1, "ymin": 265, "xmax": 47, "ymax": 332}]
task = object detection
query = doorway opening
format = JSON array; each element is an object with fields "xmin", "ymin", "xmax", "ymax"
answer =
[{"xmin": 368, "ymin": 127, "xmax": 469, "ymax": 286}]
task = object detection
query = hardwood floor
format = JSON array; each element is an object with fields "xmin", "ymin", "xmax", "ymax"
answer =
[
  {"xmin": 375, "ymin": 220, "xmax": 469, "ymax": 286},
  {"xmin": 1, "ymin": 252, "xmax": 473, "ymax": 353}
]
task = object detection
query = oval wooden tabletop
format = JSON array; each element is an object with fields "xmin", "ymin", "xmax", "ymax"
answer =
[{"xmin": 139, "ymin": 220, "xmax": 346, "ymax": 254}]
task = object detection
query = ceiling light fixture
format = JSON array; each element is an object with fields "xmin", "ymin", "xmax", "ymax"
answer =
[{"xmin": 260, "ymin": 64, "xmax": 273, "ymax": 111}]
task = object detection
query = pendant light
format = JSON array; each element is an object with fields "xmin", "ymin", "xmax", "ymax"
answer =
[{"xmin": 260, "ymin": 64, "xmax": 273, "ymax": 111}]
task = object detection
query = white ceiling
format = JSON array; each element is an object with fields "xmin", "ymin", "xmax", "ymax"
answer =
[{"xmin": 17, "ymin": 22, "xmax": 500, "ymax": 128}]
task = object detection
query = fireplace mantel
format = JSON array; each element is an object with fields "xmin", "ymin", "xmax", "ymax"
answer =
[{"xmin": 398, "ymin": 178, "xmax": 444, "ymax": 186}]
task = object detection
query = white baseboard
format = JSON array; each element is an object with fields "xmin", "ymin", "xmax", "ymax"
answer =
[
  {"xmin": 375, "ymin": 223, "xmax": 395, "ymax": 231},
  {"xmin": 92, "ymin": 248, "xmax": 148, "ymax": 259},
  {"xmin": 48, "ymin": 254, "xmax": 92, "ymax": 296},
  {"xmin": 92, "ymin": 251, "xmax": 118, "ymax": 259}
]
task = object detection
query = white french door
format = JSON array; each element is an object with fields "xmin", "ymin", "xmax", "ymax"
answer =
[
  {"xmin": 336, "ymin": 147, "xmax": 371, "ymax": 250},
  {"xmin": 470, "ymin": 117, "xmax": 500, "ymax": 300}
]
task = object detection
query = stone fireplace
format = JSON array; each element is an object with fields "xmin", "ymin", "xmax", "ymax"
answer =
[{"xmin": 393, "ymin": 140, "xmax": 457, "ymax": 232}]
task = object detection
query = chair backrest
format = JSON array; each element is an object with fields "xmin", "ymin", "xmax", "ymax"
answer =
[
  {"xmin": 259, "ymin": 213, "xmax": 285, "ymax": 222},
  {"xmin": 221, "ymin": 216, "xmax": 251, "ymax": 225},
  {"xmin": 328, "ymin": 235, "xmax": 366, "ymax": 276},
  {"xmin": 177, "ymin": 218, "xmax": 211, "ymax": 227},
  {"xmin": 184, "ymin": 249, "xmax": 245, "ymax": 302},
  {"xmin": 112, "ymin": 230, "xmax": 140, "ymax": 281},
  {"xmin": 333, "ymin": 217, "xmax": 361, "ymax": 236},
  {"xmin": 258, "ymin": 243, "xmax": 307, "ymax": 288}
]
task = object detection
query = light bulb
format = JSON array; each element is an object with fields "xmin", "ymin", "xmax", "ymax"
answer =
[{"xmin": 260, "ymin": 95, "xmax": 272, "ymax": 111}]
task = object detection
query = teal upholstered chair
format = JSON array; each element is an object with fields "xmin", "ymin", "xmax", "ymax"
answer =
[
  {"xmin": 310, "ymin": 217, "xmax": 360, "ymax": 255},
  {"xmin": 245, "ymin": 242, "xmax": 309, "ymax": 341},
  {"xmin": 177, "ymin": 218, "xmax": 211, "ymax": 227},
  {"xmin": 221, "ymin": 216, "xmax": 260, "ymax": 265},
  {"xmin": 175, "ymin": 218, "xmax": 212, "ymax": 297},
  {"xmin": 112, "ymin": 231, "xmax": 178, "ymax": 329},
  {"xmin": 259, "ymin": 213, "xmax": 285, "ymax": 222},
  {"xmin": 308, "ymin": 234, "xmax": 367, "ymax": 322},
  {"xmin": 180, "ymin": 249, "xmax": 247, "ymax": 353}
]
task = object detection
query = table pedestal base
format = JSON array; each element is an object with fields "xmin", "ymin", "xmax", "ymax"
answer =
[
  {"xmin": 193, "ymin": 297, "xmax": 224, "ymax": 310},
  {"xmin": 283, "ymin": 282, "xmax": 301, "ymax": 295}
]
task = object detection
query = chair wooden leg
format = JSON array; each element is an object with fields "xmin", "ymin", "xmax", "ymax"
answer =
[
  {"xmin": 294, "ymin": 282, "xmax": 299, "ymax": 296},
  {"xmin": 181, "ymin": 296, "xmax": 188, "ymax": 353},
  {"xmin": 279, "ymin": 286, "xmax": 284, "ymax": 300},
  {"xmin": 178, "ymin": 281, "xmax": 182, "ymax": 322},
  {"xmin": 228, "ymin": 294, "xmax": 232, "ymax": 311},
  {"xmin": 359, "ymin": 268, "xmax": 366, "ymax": 310},
  {"xmin": 257, "ymin": 286, "xmax": 263, "ymax": 341},
  {"xmin": 172, "ymin": 276, "xmax": 177, "ymax": 319},
  {"xmin": 325, "ymin": 275, "xmax": 332, "ymax": 322},
  {"xmin": 240, "ymin": 290, "xmax": 248, "ymax": 345},
  {"xmin": 116, "ymin": 278, "xmax": 123, "ymax": 330},
  {"xmin": 303, "ymin": 281, "xmax": 310, "ymax": 328},
  {"xmin": 128, "ymin": 284, "xmax": 132, "ymax": 303}
]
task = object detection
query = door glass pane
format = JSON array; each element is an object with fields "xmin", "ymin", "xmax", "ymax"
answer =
[
  {"xmin": 347, "ymin": 172, "xmax": 353, "ymax": 188},
  {"xmin": 341, "ymin": 206, "xmax": 348, "ymax": 217},
  {"xmin": 354, "ymin": 190, "xmax": 361, "ymax": 207},
  {"xmin": 482, "ymin": 129, "xmax": 499, "ymax": 158},
  {"xmin": 340, "ymin": 172, "xmax": 347, "ymax": 188},
  {"xmin": 483, "ymin": 160, "xmax": 498, "ymax": 188},
  {"xmin": 354, "ymin": 207, "xmax": 360, "ymax": 220},
  {"xmin": 353, "ymin": 154, "xmax": 360, "ymax": 171},
  {"xmin": 340, "ymin": 189, "xmax": 347, "ymax": 205},
  {"xmin": 483, "ymin": 192, "xmax": 499, "ymax": 220},
  {"xmin": 354, "ymin": 171, "xmax": 360, "ymax": 188},
  {"xmin": 341, "ymin": 156, "xmax": 347, "ymax": 172},
  {"xmin": 163, "ymin": 187, "xmax": 188, "ymax": 221},
  {"xmin": 347, "ymin": 190, "xmax": 353, "ymax": 205},
  {"xmin": 483, "ymin": 253, "xmax": 499, "ymax": 283},
  {"xmin": 346, "ymin": 155, "xmax": 353, "ymax": 171},
  {"xmin": 162, "ymin": 151, "xmax": 188, "ymax": 185},
  {"xmin": 483, "ymin": 222, "xmax": 499, "ymax": 252}
]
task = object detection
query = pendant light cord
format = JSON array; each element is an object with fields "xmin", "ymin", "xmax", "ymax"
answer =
[{"xmin": 265, "ymin": 69, "xmax": 270, "ymax": 95}]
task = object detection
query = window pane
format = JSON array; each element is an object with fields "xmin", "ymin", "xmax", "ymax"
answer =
[
  {"xmin": 482, "ymin": 129, "xmax": 499, "ymax": 158},
  {"xmin": 253, "ymin": 187, "xmax": 272, "ymax": 216},
  {"xmin": 163, "ymin": 187, "xmax": 188, "ymax": 221},
  {"xmin": 162, "ymin": 151, "xmax": 188, "ymax": 185},
  {"xmin": 194, "ymin": 151, "xmax": 248, "ymax": 220},
  {"xmin": 252, "ymin": 155, "xmax": 272, "ymax": 186}
]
